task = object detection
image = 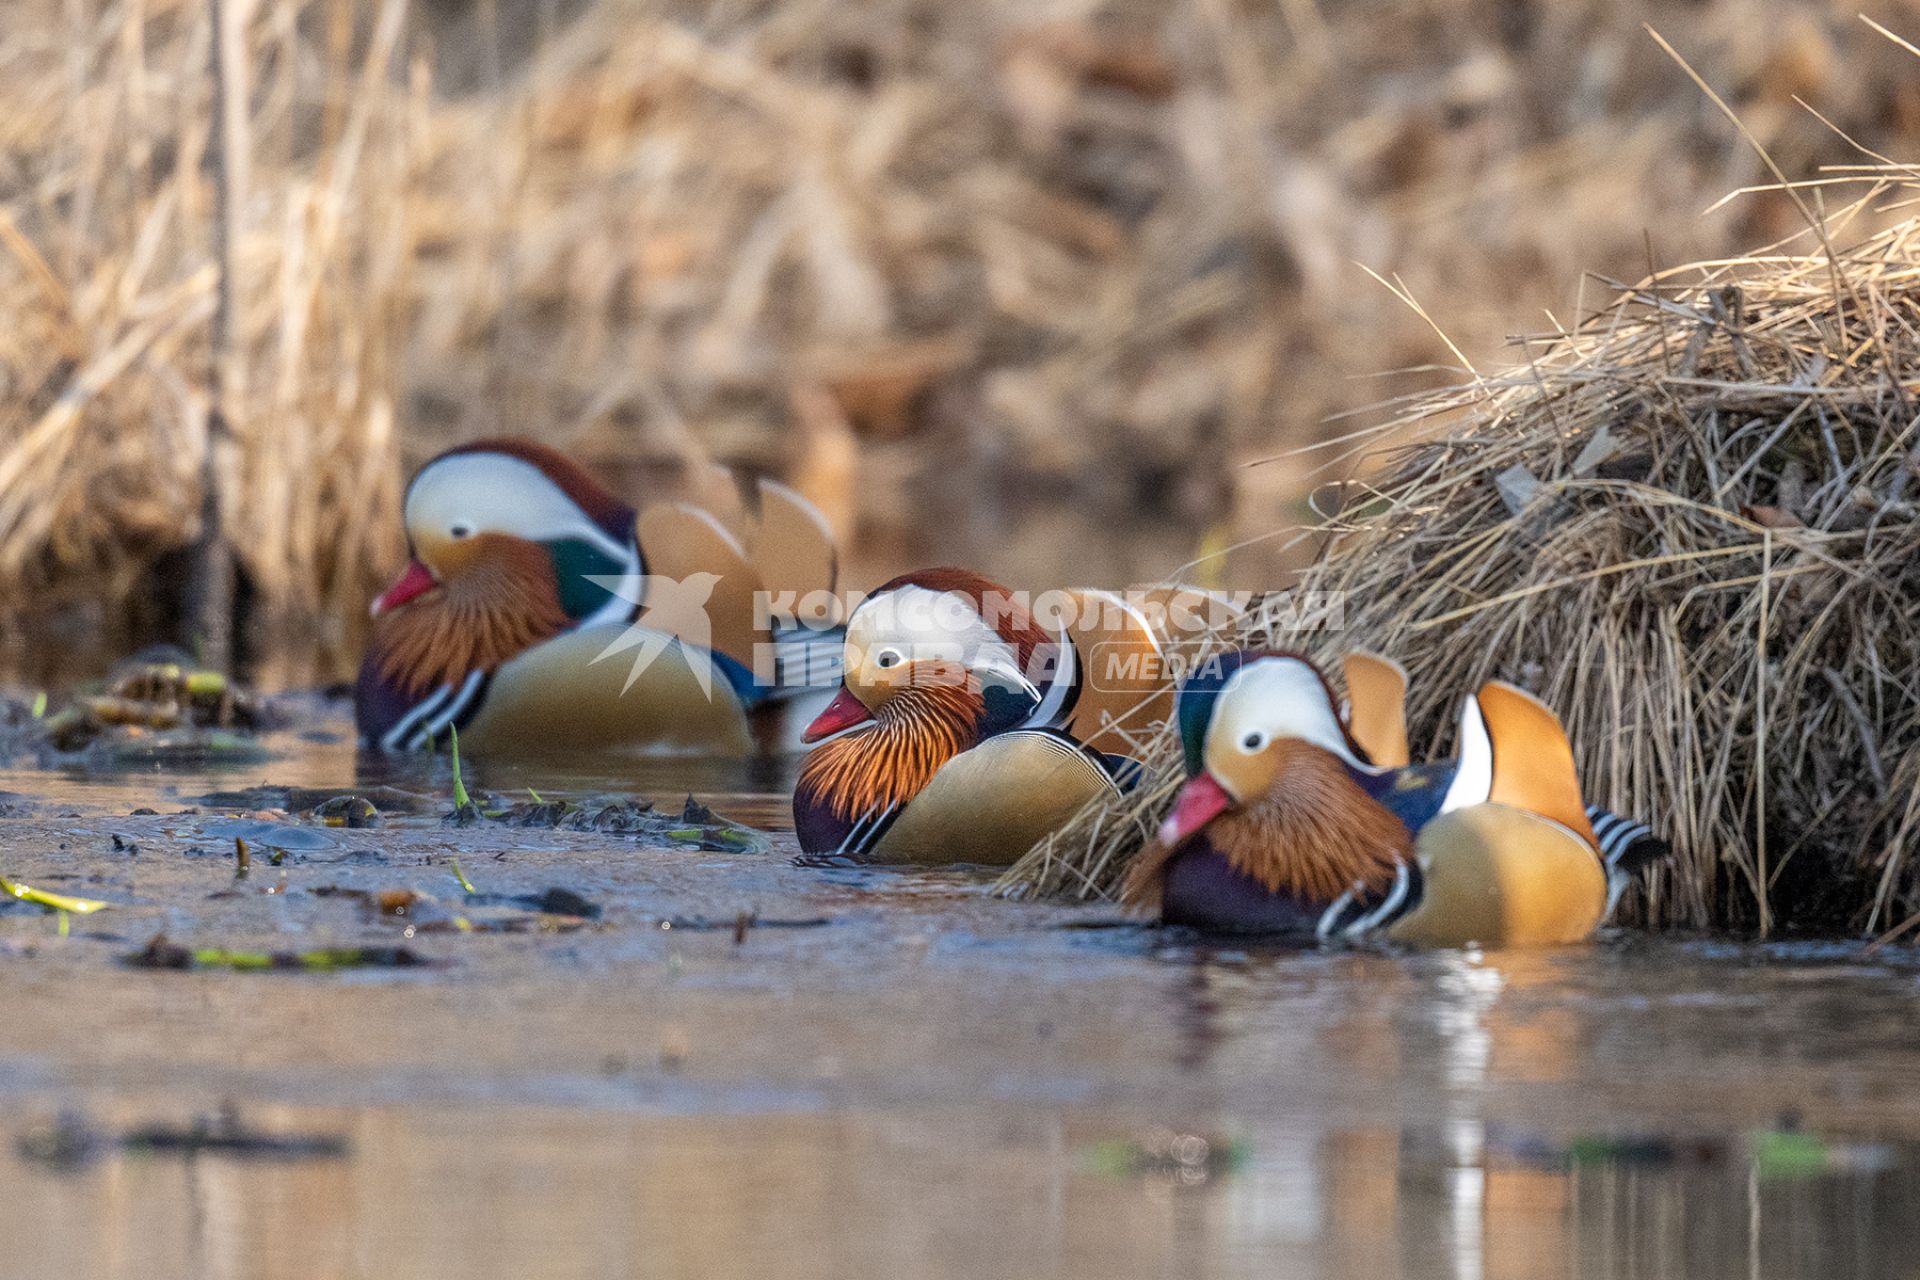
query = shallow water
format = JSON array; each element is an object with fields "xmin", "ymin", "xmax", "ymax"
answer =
[{"xmin": 0, "ymin": 710, "xmax": 1917, "ymax": 1279}]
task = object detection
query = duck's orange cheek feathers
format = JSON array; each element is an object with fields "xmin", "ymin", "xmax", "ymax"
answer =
[
  {"xmin": 370, "ymin": 537, "xmax": 572, "ymax": 698},
  {"xmin": 1160, "ymin": 772, "xmax": 1233, "ymax": 847}
]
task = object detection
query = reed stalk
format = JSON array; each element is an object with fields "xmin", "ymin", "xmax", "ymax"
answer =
[{"xmin": 191, "ymin": 0, "xmax": 250, "ymax": 670}]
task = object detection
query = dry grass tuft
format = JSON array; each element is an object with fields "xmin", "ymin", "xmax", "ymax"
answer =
[{"xmin": 1004, "ymin": 175, "xmax": 1920, "ymax": 937}]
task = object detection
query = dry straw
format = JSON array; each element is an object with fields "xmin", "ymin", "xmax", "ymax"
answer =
[
  {"xmin": 7, "ymin": 0, "xmax": 1920, "ymax": 679},
  {"xmin": 0, "ymin": 0, "xmax": 414, "ymax": 672},
  {"xmin": 12, "ymin": 0, "xmax": 1919, "ymax": 676},
  {"xmin": 1003, "ymin": 169, "xmax": 1920, "ymax": 937}
]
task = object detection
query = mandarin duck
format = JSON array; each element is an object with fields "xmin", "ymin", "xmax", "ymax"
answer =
[
  {"xmin": 357, "ymin": 439, "xmax": 843, "ymax": 756},
  {"xmin": 1123, "ymin": 651, "xmax": 1667, "ymax": 945},
  {"xmin": 1334, "ymin": 649, "xmax": 1665, "ymax": 894},
  {"xmin": 790, "ymin": 568, "xmax": 1179, "ymax": 864}
]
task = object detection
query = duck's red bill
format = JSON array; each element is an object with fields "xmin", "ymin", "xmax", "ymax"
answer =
[
  {"xmin": 1159, "ymin": 772, "xmax": 1232, "ymax": 848},
  {"xmin": 370, "ymin": 559, "xmax": 438, "ymax": 617},
  {"xmin": 802, "ymin": 687, "xmax": 874, "ymax": 743}
]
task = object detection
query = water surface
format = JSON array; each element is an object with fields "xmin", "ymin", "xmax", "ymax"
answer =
[{"xmin": 0, "ymin": 710, "xmax": 1914, "ymax": 1279}]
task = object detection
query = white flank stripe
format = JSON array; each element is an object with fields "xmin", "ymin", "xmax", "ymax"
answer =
[
  {"xmin": 381, "ymin": 684, "xmax": 453, "ymax": 753},
  {"xmin": 413, "ymin": 669, "xmax": 487, "ymax": 750}
]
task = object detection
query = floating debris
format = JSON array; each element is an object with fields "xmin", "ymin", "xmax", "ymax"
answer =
[
  {"xmin": 20, "ymin": 1108, "xmax": 348, "ymax": 1169},
  {"xmin": 554, "ymin": 801, "xmax": 669, "ymax": 834},
  {"xmin": 20, "ymin": 652, "xmax": 279, "ymax": 764},
  {"xmin": 1555, "ymin": 1129, "xmax": 1897, "ymax": 1181},
  {"xmin": 314, "ymin": 882, "xmax": 599, "ymax": 921},
  {"xmin": 1465, "ymin": 1114, "xmax": 1904, "ymax": 1182},
  {"xmin": 425, "ymin": 732, "xmax": 762, "ymax": 848},
  {"xmin": 443, "ymin": 794, "xmax": 767, "ymax": 853},
  {"xmin": 311, "ymin": 883, "xmax": 603, "ymax": 933},
  {"xmin": 311, "ymin": 886, "xmax": 420, "ymax": 914},
  {"xmin": 420, "ymin": 917, "xmax": 573, "ymax": 936},
  {"xmin": 486, "ymin": 800, "xmax": 574, "ymax": 828},
  {"xmin": 195, "ymin": 785, "xmax": 436, "ymax": 814},
  {"xmin": 460, "ymin": 887, "xmax": 602, "ymax": 919},
  {"xmin": 125, "ymin": 934, "xmax": 437, "ymax": 971},
  {"xmin": 1085, "ymin": 1129, "xmax": 1248, "ymax": 1185},
  {"xmin": 312, "ymin": 796, "xmax": 382, "ymax": 828},
  {"xmin": 654, "ymin": 913, "xmax": 830, "ymax": 933}
]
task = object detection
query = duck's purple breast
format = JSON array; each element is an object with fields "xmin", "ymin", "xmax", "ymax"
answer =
[
  {"xmin": 1160, "ymin": 842, "xmax": 1330, "ymax": 938},
  {"xmin": 792, "ymin": 779, "xmax": 860, "ymax": 856}
]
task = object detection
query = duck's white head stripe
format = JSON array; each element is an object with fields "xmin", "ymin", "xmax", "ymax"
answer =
[
  {"xmin": 1209, "ymin": 656, "xmax": 1360, "ymax": 767},
  {"xmin": 849, "ymin": 585, "xmax": 1028, "ymax": 684},
  {"xmin": 408, "ymin": 454, "xmax": 633, "ymax": 564}
]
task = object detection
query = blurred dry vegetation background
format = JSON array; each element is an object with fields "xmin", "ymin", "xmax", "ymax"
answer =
[{"xmin": 2, "ymin": 0, "xmax": 1919, "ymax": 680}]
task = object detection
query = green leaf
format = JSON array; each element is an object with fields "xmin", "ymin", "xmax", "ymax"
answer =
[
  {"xmin": 448, "ymin": 725, "xmax": 472, "ymax": 810},
  {"xmin": 2, "ymin": 877, "xmax": 110, "ymax": 914}
]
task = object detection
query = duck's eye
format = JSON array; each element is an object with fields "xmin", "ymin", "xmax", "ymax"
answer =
[
  {"xmin": 1239, "ymin": 730, "xmax": 1267, "ymax": 753},
  {"xmin": 874, "ymin": 648, "xmax": 904, "ymax": 670},
  {"xmin": 448, "ymin": 522, "xmax": 474, "ymax": 540}
]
